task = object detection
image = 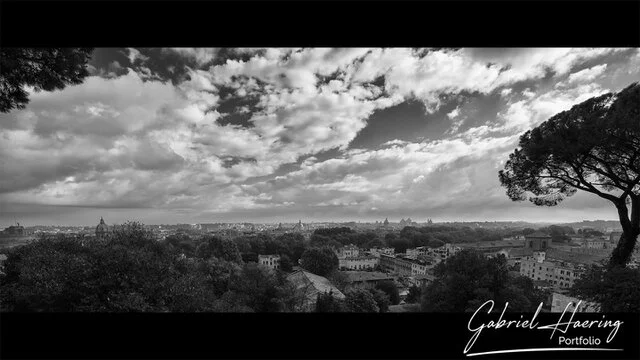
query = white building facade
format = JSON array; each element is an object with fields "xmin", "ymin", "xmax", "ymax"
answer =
[
  {"xmin": 520, "ymin": 254, "xmax": 580, "ymax": 289},
  {"xmin": 258, "ymin": 254, "xmax": 281, "ymax": 270},
  {"xmin": 338, "ymin": 256, "xmax": 379, "ymax": 270}
]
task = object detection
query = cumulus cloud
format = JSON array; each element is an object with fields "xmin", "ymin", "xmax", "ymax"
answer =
[
  {"xmin": 243, "ymin": 126, "xmax": 519, "ymax": 214},
  {"xmin": 500, "ymin": 88, "xmax": 513, "ymax": 97},
  {"xmin": 499, "ymin": 83, "xmax": 610, "ymax": 132},
  {"xmin": 124, "ymin": 48, "xmax": 150, "ymax": 65},
  {"xmin": 567, "ymin": 64, "xmax": 608, "ymax": 83},
  {"xmin": 447, "ymin": 107, "xmax": 460, "ymax": 119},
  {"xmin": 446, "ymin": 106, "xmax": 465, "ymax": 134},
  {"xmin": 2, "ymin": 47, "xmax": 638, "ymax": 224},
  {"xmin": 461, "ymin": 48, "xmax": 622, "ymax": 84},
  {"xmin": 555, "ymin": 64, "xmax": 609, "ymax": 89},
  {"xmin": 345, "ymin": 48, "xmax": 626, "ymax": 113},
  {"xmin": 162, "ymin": 48, "xmax": 219, "ymax": 66},
  {"xmin": 382, "ymin": 139, "xmax": 409, "ymax": 147}
]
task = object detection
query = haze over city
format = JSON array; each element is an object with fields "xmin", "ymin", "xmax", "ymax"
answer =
[{"xmin": 2, "ymin": 48, "xmax": 640, "ymax": 227}]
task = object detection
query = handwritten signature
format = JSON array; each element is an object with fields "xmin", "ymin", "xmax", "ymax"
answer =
[{"xmin": 464, "ymin": 300, "xmax": 623, "ymax": 355}]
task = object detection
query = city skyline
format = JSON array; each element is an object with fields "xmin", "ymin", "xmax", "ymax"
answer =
[
  {"xmin": 2, "ymin": 48, "xmax": 640, "ymax": 226},
  {"xmin": 0, "ymin": 216, "xmax": 623, "ymax": 229}
]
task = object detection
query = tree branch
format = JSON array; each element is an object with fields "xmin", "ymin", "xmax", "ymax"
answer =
[
  {"xmin": 569, "ymin": 164, "xmax": 621, "ymax": 203},
  {"xmin": 582, "ymin": 154, "xmax": 630, "ymax": 188}
]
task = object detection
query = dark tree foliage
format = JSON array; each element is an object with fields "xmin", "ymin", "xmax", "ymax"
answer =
[
  {"xmin": 399, "ymin": 226, "xmax": 507, "ymax": 247},
  {"xmin": 375, "ymin": 280, "xmax": 401, "ymax": 305},
  {"xmin": 579, "ymin": 228, "xmax": 605, "ymax": 237},
  {"xmin": 406, "ymin": 285, "xmax": 422, "ymax": 304},
  {"xmin": 196, "ymin": 257, "xmax": 242, "ymax": 297},
  {"xmin": 325, "ymin": 269, "xmax": 349, "ymax": 292},
  {"xmin": 309, "ymin": 234, "xmax": 332, "ymax": 247},
  {"xmin": 368, "ymin": 288, "xmax": 391, "ymax": 312},
  {"xmin": 548, "ymin": 225, "xmax": 576, "ymax": 235},
  {"xmin": 195, "ymin": 236, "xmax": 243, "ymax": 264},
  {"xmin": 310, "ymin": 227, "xmax": 378, "ymax": 248},
  {"xmin": 313, "ymin": 227, "xmax": 354, "ymax": 237},
  {"xmin": 0, "ymin": 222, "xmax": 216, "ymax": 312},
  {"xmin": 275, "ymin": 233, "xmax": 306, "ymax": 261},
  {"xmin": 0, "ymin": 48, "xmax": 94, "ymax": 113},
  {"xmin": 233, "ymin": 236, "xmax": 254, "ymax": 254},
  {"xmin": 421, "ymin": 250, "xmax": 546, "ymax": 312},
  {"xmin": 299, "ymin": 246, "xmax": 339, "ymax": 277},
  {"xmin": 570, "ymin": 263, "xmax": 640, "ymax": 312},
  {"xmin": 162, "ymin": 233, "xmax": 196, "ymax": 257},
  {"xmin": 344, "ymin": 288, "xmax": 380, "ymax": 313},
  {"xmin": 384, "ymin": 232, "xmax": 398, "ymax": 243},
  {"xmin": 315, "ymin": 292, "xmax": 346, "ymax": 312},
  {"xmin": 236, "ymin": 232, "xmax": 305, "ymax": 263},
  {"xmin": 279, "ymin": 254, "xmax": 294, "ymax": 272},
  {"xmin": 241, "ymin": 251, "xmax": 259, "ymax": 263},
  {"xmin": 315, "ymin": 287, "xmax": 387, "ymax": 313},
  {"xmin": 535, "ymin": 225, "xmax": 574, "ymax": 243},
  {"xmin": 0, "ymin": 222, "xmax": 307, "ymax": 313},
  {"xmin": 388, "ymin": 236, "xmax": 411, "ymax": 253},
  {"xmin": 309, "ymin": 234, "xmax": 343, "ymax": 249},
  {"xmin": 499, "ymin": 83, "xmax": 640, "ymax": 267},
  {"xmin": 365, "ymin": 237, "xmax": 385, "ymax": 249},
  {"xmin": 225, "ymin": 263, "xmax": 296, "ymax": 312}
]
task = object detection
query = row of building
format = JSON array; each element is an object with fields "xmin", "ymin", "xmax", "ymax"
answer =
[{"xmin": 257, "ymin": 229, "xmax": 634, "ymax": 312}]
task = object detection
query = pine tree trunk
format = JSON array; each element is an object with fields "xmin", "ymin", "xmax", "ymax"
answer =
[
  {"xmin": 609, "ymin": 230, "xmax": 639, "ymax": 268},
  {"xmin": 610, "ymin": 196, "xmax": 639, "ymax": 268}
]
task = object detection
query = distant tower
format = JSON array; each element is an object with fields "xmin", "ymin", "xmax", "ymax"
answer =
[
  {"xmin": 95, "ymin": 217, "xmax": 109, "ymax": 239},
  {"xmin": 383, "ymin": 218, "xmax": 389, "ymax": 227}
]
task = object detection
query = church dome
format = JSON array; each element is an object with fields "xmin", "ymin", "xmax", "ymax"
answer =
[{"xmin": 95, "ymin": 217, "xmax": 109, "ymax": 238}]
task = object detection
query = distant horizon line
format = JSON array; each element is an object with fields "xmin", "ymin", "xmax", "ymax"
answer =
[{"xmin": 4, "ymin": 218, "xmax": 623, "ymax": 229}]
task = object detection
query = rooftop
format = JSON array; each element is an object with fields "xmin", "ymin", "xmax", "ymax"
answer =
[
  {"xmin": 507, "ymin": 248, "xmax": 534, "ymax": 257},
  {"xmin": 287, "ymin": 269, "xmax": 345, "ymax": 299},
  {"xmin": 344, "ymin": 271, "xmax": 394, "ymax": 283},
  {"xmin": 546, "ymin": 248, "xmax": 607, "ymax": 265},
  {"xmin": 341, "ymin": 255, "xmax": 377, "ymax": 260},
  {"xmin": 457, "ymin": 239, "xmax": 524, "ymax": 249}
]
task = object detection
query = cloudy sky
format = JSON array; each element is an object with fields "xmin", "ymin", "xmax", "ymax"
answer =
[{"xmin": 1, "ymin": 48, "xmax": 640, "ymax": 227}]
